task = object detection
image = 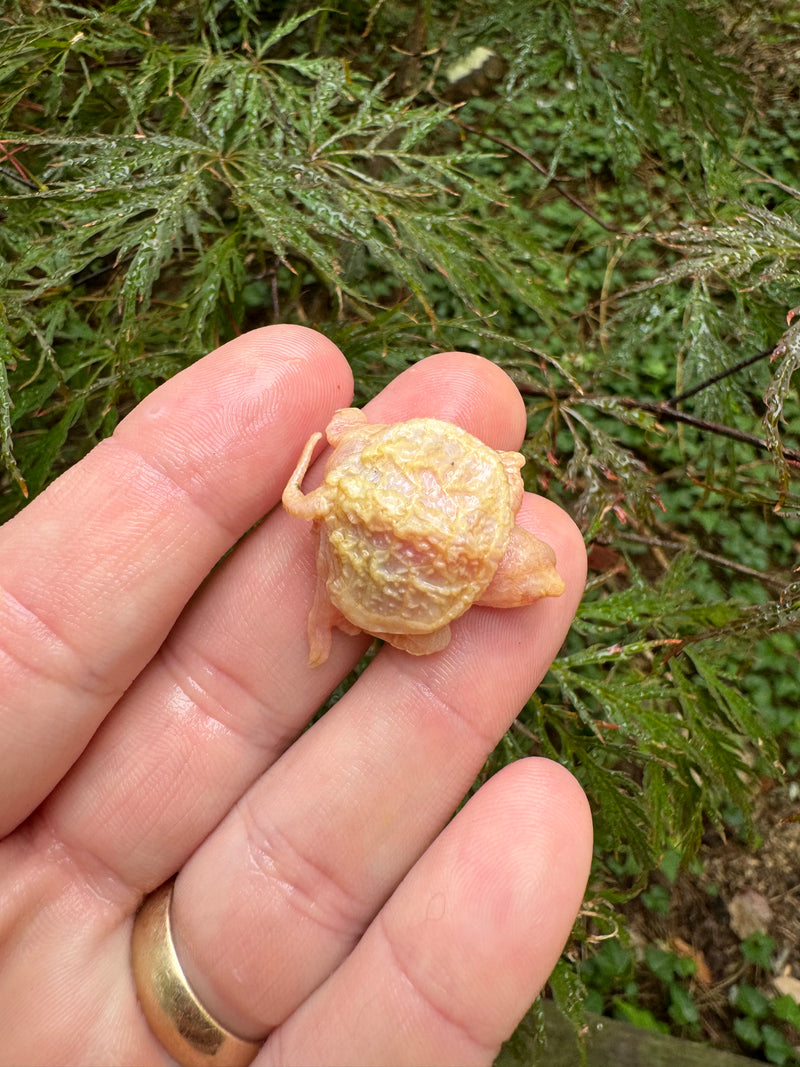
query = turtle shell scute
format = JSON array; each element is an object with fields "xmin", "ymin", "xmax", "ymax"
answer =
[{"xmin": 318, "ymin": 417, "xmax": 518, "ymax": 634}]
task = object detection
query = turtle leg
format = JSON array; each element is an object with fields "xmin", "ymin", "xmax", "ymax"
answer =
[
  {"xmin": 306, "ymin": 536, "xmax": 365, "ymax": 666},
  {"xmin": 478, "ymin": 525, "xmax": 565, "ymax": 608},
  {"xmin": 370, "ymin": 625, "xmax": 452, "ymax": 656},
  {"xmin": 307, "ymin": 536, "xmax": 341, "ymax": 666},
  {"xmin": 325, "ymin": 407, "xmax": 367, "ymax": 445},
  {"xmin": 282, "ymin": 431, "xmax": 326, "ymax": 521},
  {"xmin": 307, "ymin": 574, "xmax": 335, "ymax": 667}
]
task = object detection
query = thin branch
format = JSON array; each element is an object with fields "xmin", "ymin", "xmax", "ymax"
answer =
[
  {"xmin": 615, "ymin": 531, "xmax": 789, "ymax": 589},
  {"xmin": 0, "ymin": 166, "xmax": 38, "ymax": 189},
  {"xmin": 668, "ymin": 347, "xmax": 775, "ymax": 404},
  {"xmin": 515, "ymin": 383, "xmax": 800, "ymax": 464},
  {"xmin": 621, "ymin": 397, "xmax": 800, "ymax": 458},
  {"xmin": 732, "ymin": 155, "xmax": 800, "ymax": 203},
  {"xmin": 451, "ymin": 117, "xmax": 622, "ymax": 233}
]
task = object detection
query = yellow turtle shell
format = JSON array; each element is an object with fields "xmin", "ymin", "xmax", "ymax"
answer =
[{"xmin": 283, "ymin": 408, "xmax": 564, "ymax": 666}]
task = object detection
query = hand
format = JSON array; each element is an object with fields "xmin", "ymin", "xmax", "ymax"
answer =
[{"xmin": 0, "ymin": 325, "xmax": 592, "ymax": 1066}]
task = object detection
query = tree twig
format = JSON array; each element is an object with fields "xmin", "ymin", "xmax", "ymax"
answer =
[
  {"xmin": 620, "ymin": 397, "xmax": 800, "ymax": 463},
  {"xmin": 515, "ymin": 383, "xmax": 800, "ymax": 464},
  {"xmin": 668, "ymin": 347, "xmax": 775, "ymax": 404},
  {"xmin": 451, "ymin": 117, "xmax": 622, "ymax": 233},
  {"xmin": 0, "ymin": 165, "xmax": 38, "ymax": 189},
  {"xmin": 732, "ymin": 155, "xmax": 800, "ymax": 203},
  {"xmin": 614, "ymin": 531, "xmax": 789, "ymax": 588}
]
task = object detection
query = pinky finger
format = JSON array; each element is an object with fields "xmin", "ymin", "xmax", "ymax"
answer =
[{"xmin": 260, "ymin": 758, "xmax": 593, "ymax": 1067}]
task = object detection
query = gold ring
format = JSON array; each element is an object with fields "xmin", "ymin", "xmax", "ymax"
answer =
[{"xmin": 131, "ymin": 880, "xmax": 263, "ymax": 1067}]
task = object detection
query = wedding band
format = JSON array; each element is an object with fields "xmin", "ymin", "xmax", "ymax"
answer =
[{"xmin": 131, "ymin": 880, "xmax": 263, "ymax": 1067}]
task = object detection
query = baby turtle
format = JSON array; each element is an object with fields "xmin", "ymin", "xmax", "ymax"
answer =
[{"xmin": 283, "ymin": 408, "xmax": 565, "ymax": 666}]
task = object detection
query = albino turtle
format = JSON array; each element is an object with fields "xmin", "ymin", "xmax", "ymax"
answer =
[{"xmin": 282, "ymin": 407, "xmax": 565, "ymax": 666}]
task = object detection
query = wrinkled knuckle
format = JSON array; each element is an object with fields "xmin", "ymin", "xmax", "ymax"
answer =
[
  {"xmin": 239, "ymin": 797, "xmax": 367, "ymax": 941},
  {"xmin": 0, "ymin": 583, "xmax": 116, "ymax": 701}
]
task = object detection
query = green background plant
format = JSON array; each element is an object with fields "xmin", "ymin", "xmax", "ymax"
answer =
[{"xmin": 3, "ymin": 0, "xmax": 800, "ymax": 1058}]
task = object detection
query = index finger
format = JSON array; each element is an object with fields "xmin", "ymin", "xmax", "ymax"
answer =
[{"xmin": 0, "ymin": 325, "xmax": 353, "ymax": 836}]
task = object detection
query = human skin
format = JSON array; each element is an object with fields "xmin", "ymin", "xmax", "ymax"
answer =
[{"xmin": 0, "ymin": 325, "xmax": 592, "ymax": 1065}]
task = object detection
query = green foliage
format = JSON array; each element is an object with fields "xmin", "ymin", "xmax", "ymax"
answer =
[
  {"xmin": 579, "ymin": 935, "xmax": 703, "ymax": 1036},
  {"xmin": 742, "ymin": 932, "xmax": 778, "ymax": 970},
  {"xmin": 579, "ymin": 933, "xmax": 800, "ymax": 1059},
  {"xmin": 732, "ymin": 984, "xmax": 800, "ymax": 1065},
  {"xmin": 1, "ymin": 0, "xmax": 558, "ymax": 502},
  {"xmin": 728, "ymin": 939, "xmax": 800, "ymax": 1063},
  {"xmin": 3, "ymin": 0, "xmax": 800, "ymax": 1056}
]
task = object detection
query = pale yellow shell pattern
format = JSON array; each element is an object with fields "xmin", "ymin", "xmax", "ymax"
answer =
[{"xmin": 282, "ymin": 407, "xmax": 565, "ymax": 666}]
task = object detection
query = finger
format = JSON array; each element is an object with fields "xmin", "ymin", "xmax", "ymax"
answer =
[
  {"xmin": 260, "ymin": 759, "xmax": 593, "ymax": 1066},
  {"xmin": 168, "ymin": 489, "xmax": 586, "ymax": 1038},
  {"xmin": 0, "ymin": 325, "xmax": 352, "ymax": 836},
  {"xmin": 43, "ymin": 353, "xmax": 536, "ymax": 891}
]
